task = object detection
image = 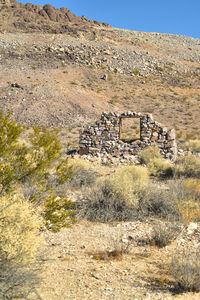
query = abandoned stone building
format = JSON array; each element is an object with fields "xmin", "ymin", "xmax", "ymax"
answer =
[{"xmin": 79, "ymin": 111, "xmax": 177, "ymax": 161}]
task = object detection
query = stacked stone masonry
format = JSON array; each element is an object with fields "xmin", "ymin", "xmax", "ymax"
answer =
[{"xmin": 79, "ymin": 111, "xmax": 177, "ymax": 161}]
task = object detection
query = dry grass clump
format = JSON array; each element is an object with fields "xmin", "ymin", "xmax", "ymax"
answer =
[
  {"xmin": 139, "ymin": 146, "xmax": 173, "ymax": 178},
  {"xmin": 169, "ymin": 179, "xmax": 200, "ymax": 225},
  {"xmin": 147, "ymin": 157, "xmax": 174, "ymax": 178},
  {"xmin": 113, "ymin": 165, "xmax": 149, "ymax": 205},
  {"xmin": 68, "ymin": 158, "xmax": 98, "ymax": 189},
  {"xmin": 148, "ymin": 222, "xmax": 182, "ymax": 248},
  {"xmin": 139, "ymin": 145, "xmax": 162, "ymax": 165},
  {"xmin": 79, "ymin": 165, "xmax": 149, "ymax": 222},
  {"xmin": 0, "ymin": 193, "xmax": 41, "ymax": 264},
  {"xmin": 185, "ymin": 139, "xmax": 200, "ymax": 152},
  {"xmin": 171, "ymin": 249, "xmax": 200, "ymax": 292},
  {"xmin": 176, "ymin": 197, "xmax": 200, "ymax": 225},
  {"xmin": 0, "ymin": 193, "xmax": 42, "ymax": 299},
  {"xmin": 89, "ymin": 235, "xmax": 134, "ymax": 261},
  {"xmin": 89, "ymin": 250, "xmax": 123, "ymax": 261},
  {"xmin": 184, "ymin": 178, "xmax": 200, "ymax": 198},
  {"xmin": 138, "ymin": 185, "xmax": 180, "ymax": 220},
  {"xmin": 174, "ymin": 154, "xmax": 200, "ymax": 178}
]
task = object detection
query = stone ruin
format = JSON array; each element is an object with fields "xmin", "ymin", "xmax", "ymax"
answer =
[{"xmin": 79, "ymin": 111, "xmax": 177, "ymax": 162}]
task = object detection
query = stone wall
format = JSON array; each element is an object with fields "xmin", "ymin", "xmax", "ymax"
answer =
[{"xmin": 79, "ymin": 111, "xmax": 177, "ymax": 161}]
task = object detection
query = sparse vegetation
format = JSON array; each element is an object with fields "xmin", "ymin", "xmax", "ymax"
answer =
[
  {"xmin": 138, "ymin": 184, "xmax": 180, "ymax": 220},
  {"xmin": 79, "ymin": 165, "xmax": 149, "ymax": 222},
  {"xmin": 171, "ymin": 249, "xmax": 200, "ymax": 292},
  {"xmin": 1, "ymin": 6, "xmax": 200, "ymax": 297},
  {"xmin": 148, "ymin": 222, "xmax": 181, "ymax": 248},
  {"xmin": 139, "ymin": 145, "xmax": 162, "ymax": 165},
  {"xmin": 70, "ymin": 80, "xmax": 79, "ymax": 85},
  {"xmin": 176, "ymin": 197, "xmax": 200, "ymax": 225},
  {"xmin": 0, "ymin": 193, "xmax": 42, "ymax": 299},
  {"xmin": 68, "ymin": 158, "xmax": 98, "ymax": 189},
  {"xmin": 0, "ymin": 111, "xmax": 75, "ymax": 297},
  {"xmin": 132, "ymin": 68, "xmax": 140, "ymax": 75},
  {"xmin": 185, "ymin": 139, "xmax": 200, "ymax": 152},
  {"xmin": 147, "ymin": 157, "xmax": 174, "ymax": 178},
  {"xmin": 156, "ymin": 66, "xmax": 164, "ymax": 72},
  {"xmin": 174, "ymin": 154, "xmax": 200, "ymax": 178}
]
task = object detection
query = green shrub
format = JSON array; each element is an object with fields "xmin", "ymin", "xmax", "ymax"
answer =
[
  {"xmin": 139, "ymin": 145, "xmax": 162, "ymax": 165},
  {"xmin": 44, "ymin": 194, "xmax": 76, "ymax": 232},
  {"xmin": 132, "ymin": 68, "xmax": 140, "ymax": 75},
  {"xmin": 171, "ymin": 249, "xmax": 200, "ymax": 292},
  {"xmin": 147, "ymin": 157, "xmax": 174, "ymax": 178},
  {"xmin": 79, "ymin": 165, "xmax": 149, "ymax": 222},
  {"xmin": 0, "ymin": 110, "xmax": 77, "ymax": 297},
  {"xmin": 174, "ymin": 154, "xmax": 200, "ymax": 178},
  {"xmin": 0, "ymin": 111, "xmax": 74, "ymax": 229}
]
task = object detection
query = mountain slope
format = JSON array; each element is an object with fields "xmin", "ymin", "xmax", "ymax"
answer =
[
  {"xmin": 0, "ymin": 1, "xmax": 200, "ymax": 145},
  {"xmin": 0, "ymin": 0, "xmax": 110, "ymax": 33}
]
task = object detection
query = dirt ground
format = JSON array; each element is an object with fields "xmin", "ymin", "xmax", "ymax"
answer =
[{"xmin": 26, "ymin": 220, "xmax": 200, "ymax": 300}]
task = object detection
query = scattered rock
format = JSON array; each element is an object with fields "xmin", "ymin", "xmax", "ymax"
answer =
[{"xmin": 11, "ymin": 82, "xmax": 23, "ymax": 89}]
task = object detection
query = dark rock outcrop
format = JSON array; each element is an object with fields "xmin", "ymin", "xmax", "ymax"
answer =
[{"xmin": 0, "ymin": 0, "xmax": 110, "ymax": 32}]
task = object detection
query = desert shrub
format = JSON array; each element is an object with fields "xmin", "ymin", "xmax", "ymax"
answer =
[
  {"xmin": 171, "ymin": 249, "xmax": 200, "ymax": 292},
  {"xmin": 0, "ymin": 193, "xmax": 41, "ymax": 264},
  {"xmin": 148, "ymin": 222, "xmax": 182, "ymax": 248},
  {"xmin": 174, "ymin": 154, "xmax": 200, "ymax": 178},
  {"xmin": 138, "ymin": 185, "xmax": 180, "ymax": 220},
  {"xmin": 176, "ymin": 198, "xmax": 200, "ymax": 225},
  {"xmin": 168, "ymin": 179, "xmax": 200, "ymax": 225},
  {"xmin": 184, "ymin": 178, "xmax": 200, "ymax": 198},
  {"xmin": 0, "ymin": 111, "xmax": 75, "ymax": 297},
  {"xmin": 68, "ymin": 158, "xmax": 98, "ymax": 189},
  {"xmin": 139, "ymin": 145, "xmax": 162, "ymax": 165},
  {"xmin": 0, "ymin": 111, "xmax": 74, "ymax": 229},
  {"xmin": 44, "ymin": 194, "xmax": 76, "ymax": 232},
  {"xmin": 113, "ymin": 165, "xmax": 149, "ymax": 204},
  {"xmin": 79, "ymin": 165, "xmax": 149, "ymax": 222},
  {"xmin": 0, "ymin": 193, "xmax": 41, "ymax": 299},
  {"xmin": 185, "ymin": 139, "xmax": 200, "ymax": 152},
  {"xmin": 79, "ymin": 177, "xmax": 136, "ymax": 222},
  {"xmin": 147, "ymin": 157, "xmax": 174, "ymax": 178}
]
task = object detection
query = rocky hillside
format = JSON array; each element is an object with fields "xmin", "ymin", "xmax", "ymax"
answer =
[
  {"xmin": 0, "ymin": 1, "xmax": 199, "ymax": 145},
  {"xmin": 0, "ymin": 0, "xmax": 110, "ymax": 33}
]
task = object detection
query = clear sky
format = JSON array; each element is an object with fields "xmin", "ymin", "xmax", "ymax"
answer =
[{"xmin": 20, "ymin": 0, "xmax": 200, "ymax": 39}]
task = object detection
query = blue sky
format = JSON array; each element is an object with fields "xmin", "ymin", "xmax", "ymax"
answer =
[{"xmin": 20, "ymin": 1, "xmax": 200, "ymax": 38}]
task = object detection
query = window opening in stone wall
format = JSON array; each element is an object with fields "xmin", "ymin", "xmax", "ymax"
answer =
[{"xmin": 120, "ymin": 117, "xmax": 140, "ymax": 142}]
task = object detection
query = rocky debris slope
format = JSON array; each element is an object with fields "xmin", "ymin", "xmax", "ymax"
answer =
[{"xmin": 0, "ymin": 29, "xmax": 199, "ymax": 77}]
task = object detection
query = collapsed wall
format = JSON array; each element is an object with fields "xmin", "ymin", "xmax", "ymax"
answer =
[{"xmin": 79, "ymin": 111, "xmax": 177, "ymax": 161}]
